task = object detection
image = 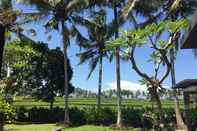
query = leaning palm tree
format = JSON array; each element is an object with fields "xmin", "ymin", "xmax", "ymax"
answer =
[
  {"xmin": 17, "ymin": 0, "xmax": 91, "ymax": 125},
  {"xmin": 77, "ymin": 9, "xmax": 110, "ymax": 112}
]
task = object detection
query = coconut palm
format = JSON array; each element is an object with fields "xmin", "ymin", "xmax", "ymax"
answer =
[
  {"xmin": 0, "ymin": 0, "xmax": 43, "ymax": 79},
  {"xmin": 77, "ymin": 9, "xmax": 110, "ymax": 112},
  {"xmin": 0, "ymin": 1, "xmax": 18, "ymax": 78},
  {"xmin": 17, "ymin": 0, "xmax": 92, "ymax": 125},
  {"xmin": 113, "ymin": 0, "xmax": 163, "ymax": 127}
]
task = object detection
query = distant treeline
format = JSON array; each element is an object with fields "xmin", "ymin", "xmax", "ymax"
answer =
[{"xmin": 70, "ymin": 88, "xmax": 177, "ymax": 100}]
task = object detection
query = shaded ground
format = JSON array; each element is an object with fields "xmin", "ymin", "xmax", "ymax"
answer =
[{"xmin": 5, "ymin": 124, "xmax": 141, "ymax": 131}]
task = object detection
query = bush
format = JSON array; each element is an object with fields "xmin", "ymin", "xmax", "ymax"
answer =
[
  {"xmin": 70, "ymin": 107, "xmax": 86, "ymax": 125},
  {"xmin": 14, "ymin": 106, "xmax": 197, "ymax": 129},
  {"xmin": 0, "ymin": 97, "xmax": 15, "ymax": 122}
]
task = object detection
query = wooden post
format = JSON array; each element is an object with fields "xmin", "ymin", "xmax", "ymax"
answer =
[{"xmin": 183, "ymin": 92, "xmax": 191, "ymax": 131}]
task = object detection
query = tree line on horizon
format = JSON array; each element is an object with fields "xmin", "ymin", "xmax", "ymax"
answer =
[{"xmin": 0, "ymin": 0, "xmax": 197, "ymax": 130}]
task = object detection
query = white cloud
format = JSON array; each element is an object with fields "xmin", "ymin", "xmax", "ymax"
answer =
[{"xmin": 105, "ymin": 80, "xmax": 147, "ymax": 92}]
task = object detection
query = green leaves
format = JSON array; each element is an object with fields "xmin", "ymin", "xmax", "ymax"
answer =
[
  {"xmin": 4, "ymin": 39, "xmax": 40, "ymax": 69},
  {"xmin": 107, "ymin": 19, "xmax": 189, "ymax": 50}
]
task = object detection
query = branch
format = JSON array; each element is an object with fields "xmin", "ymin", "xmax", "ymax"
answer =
[
  {"xmin": 163, "ymin": 32, "xmax": 179, "ymax": 50},
  {"xmin": 158, "ymin": 33, "xmax": 179, "ymax": 84},
  {"xmin": 129, "ymin": 46, "xmax": 152, "ymax": 83},
  {"xmin": 122, "ymin": 0, "xmax": 140, "ymax": 20},
  {"xmin": 149, "ymin": 32, "xmax": 179, "ymax": 85},
  {"xmin": 154, "ymin": 60, "xmax": 162, "ymax": 79},
  {"xmin": 159, "ymin": 50, "xmax": 171, "ymax": 84}
]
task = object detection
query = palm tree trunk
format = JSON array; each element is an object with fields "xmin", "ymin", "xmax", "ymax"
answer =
[
  {"xmin": 116, "ymin": 48, "xmax": 122, "ymax": 127},
  {"xmin": 61, "ymin": 21, "xmax": 70, "ymax": 126},
  {"xmin": 170, "ymin": 49, "xmax": 186, "ymax": 130},
  {"xmin": 0, "ymin": 24, "xmax": 5, "ymax": 79},
  {"xmin": 113, "ymin": 4, "xmax": 123, "ymax": 127},
  {"xmin": 7, "ymin": 63, "xmax": 11, "ymax": 77},
  {"xmin": 97, "ymin": 55, "xmax": 102, "ymax": 111}
]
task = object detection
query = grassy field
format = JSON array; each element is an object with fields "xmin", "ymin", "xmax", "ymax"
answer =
[
  {"xmin": 13, "ymin": 97, "xmax": 183, "ymax": 109},
  {"xmin": 5, "ymin": 124, "xmax": 141, "ymax": 131}
]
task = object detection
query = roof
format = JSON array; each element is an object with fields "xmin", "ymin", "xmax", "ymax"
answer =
[
  {"xmin": 174, "ymin": 79, "xmax": 197, "ymax": 89},
  {"xmin": 181, "ymin": 10, "xmax": 197, "ymax": 49}
]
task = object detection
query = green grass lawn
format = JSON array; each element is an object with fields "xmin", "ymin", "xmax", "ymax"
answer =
[
  {"xmin": 5, "ymin": 124, "xmax": 60, "ymax": 131},
  {"xmin": 5, "ymin": 124, "xmax": 141, "ymax": 131}
]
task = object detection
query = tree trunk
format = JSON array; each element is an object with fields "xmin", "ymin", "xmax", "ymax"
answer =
[
  {"xmin": 97, "ymin": 55, "xmax": 102, "ymax": 112},
  {"xmin": 50, "ymin": 101, "xmax": 54, "ymax": 111},
  {"xmin": 170, "ymin": 49, "xmax": 186, "ymax": 130},
  {"xmin": 153, "ymin": 88, "xmax": 165, "ymax": 130},
  {"xmin": 61, "ymin": 21, "xmax": 70, "ymax": 126},
  {"xmin": 113, "ymin": 3, "xmax": 123, "ymax": 128},
  {"xmin": 7, "ymin": 63, "xmax": 11, "ymax": 77},
  {"xmin": 0, "ymin": 122, "xmax": 3, "ymax": 131},
  {"xmin": 116, "ymin": 49, "xmax": 122, "ymax": 127},
  {"xmin": 0, "ymin": 24, "xmax": 5, "ymax": 79}
]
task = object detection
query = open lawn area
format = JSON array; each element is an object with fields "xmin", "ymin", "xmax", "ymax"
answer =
[{"xmin": 5, "ymin": 124, "xmax": 141, "ymax": 131}]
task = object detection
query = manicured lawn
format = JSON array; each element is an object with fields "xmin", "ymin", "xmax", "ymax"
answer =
[
  {"xmin": 5, "ymin": 124, "xmax": 141, "ymax": 131},
  {"xmin": 5, "ymin": 124, "xmax": 61, "ymax": 131}
]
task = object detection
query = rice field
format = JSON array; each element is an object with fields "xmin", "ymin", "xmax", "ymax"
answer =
[{"xmin": 13, "ymin": 97, "xmax": 184, "ymax": 109}]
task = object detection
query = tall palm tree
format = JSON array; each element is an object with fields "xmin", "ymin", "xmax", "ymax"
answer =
[
  {"xmin": 0, "ymin": 0, "xmax": 41, "ymax": 78},
  {"xmin": 77, "ymin": 9, "xmax": 109, "ymax": 112},
  {"xmin": 113, "ymin": 3, "xmax": 122, "ymax": 127},
  {"xmin": 17, "ymin": 0, "xmax": 91, "ymax": 125},
  {"xmin": 0, "ymin": 1, "xmax": 17, "ymax": 78}
]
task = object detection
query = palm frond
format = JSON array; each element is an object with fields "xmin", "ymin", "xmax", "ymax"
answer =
[
  {"xmin": 70, "ymin": 25, "xmax": 89, "ymax": 48},
  {"xmin": 16, "ymin": 0, "xmax": 53, "ymax": 11},
  {"xmin": 87, "ymin": 56, "xmax": 99, "ymax": 79},
  {"xmin": 71, "ymin": 15, "xmax": 98, "ymax": 29},
  {"xmin": 18, "ymin": 12, "xmax": 51, "ymax": 25},
  {"xmin": 77, "ymin": 49, "xmax": 97, "ymax": 63}
]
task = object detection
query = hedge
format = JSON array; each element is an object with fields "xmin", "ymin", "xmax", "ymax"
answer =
[{"xmin": 4, "ymin": 106, "xmax": 197, "ymax": 129}]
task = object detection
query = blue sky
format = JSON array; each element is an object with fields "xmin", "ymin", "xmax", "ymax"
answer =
[{"xmin": 13, "ymin": 1, "xmax": 197, "ymax": 92}]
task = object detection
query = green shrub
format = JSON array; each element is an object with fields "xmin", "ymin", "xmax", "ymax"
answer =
[
  {"xmin": 98, "ymin": 108, "xmax": 116, "ymax": 125},
  {"xmin": 70, "ymin": 107, "xmax": 86, "ymax": 125},
  {"xmin": 14, "ymin": 106, "xmax": 197, "ymax": 129},
  {"xmin": 0, "ymin": 96, "xmax": 15, "ymax": 122}
]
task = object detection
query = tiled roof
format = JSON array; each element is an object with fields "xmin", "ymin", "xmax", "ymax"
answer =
[{"xmin": 174, "ymin": 79, "xmax": 197, "ymax": 89}]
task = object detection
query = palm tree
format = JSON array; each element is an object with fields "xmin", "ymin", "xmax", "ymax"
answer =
[
  {"xmin": 18, "ymin": 0, "xmax": 91, "ymax": 125},
  {"xmin": 0, "ymin": 1, "xmax": 18, "ymax": 78},
  {"xmin": 77, "ymin": 9, "xmax": 109, "ymax": 112},
  {"xmin": 113, "ymin": 3, "xmax": 123, "ymax": 127},
  {"xmin": 0, "ymin": 0, "xmax": 41, "ymax": 79}
]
